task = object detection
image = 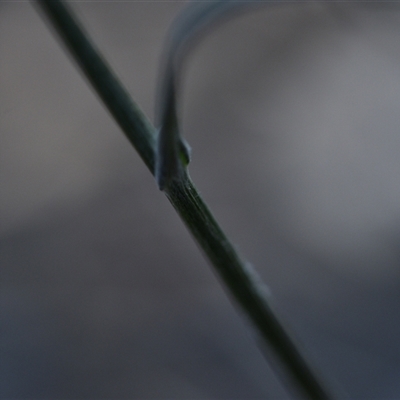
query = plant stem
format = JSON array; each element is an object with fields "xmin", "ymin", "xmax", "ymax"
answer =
[{"xmin": 34, "ymin": 1, "xmax": 333, "ymax": 398}]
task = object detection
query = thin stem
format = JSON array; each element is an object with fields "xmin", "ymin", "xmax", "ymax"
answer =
[{"xmin": 34, "ymin": 1, "xmax": 334, "ymax": 398}]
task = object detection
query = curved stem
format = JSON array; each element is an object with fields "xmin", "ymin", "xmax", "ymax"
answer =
[{"xmin": 34, "ymin": 1, "xmax": 334, "ymax": 398}]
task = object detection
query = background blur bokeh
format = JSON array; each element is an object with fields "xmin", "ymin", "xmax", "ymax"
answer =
[{"xmin": 1, "ymin": 1, "xmax": 400, "ymax": 398}]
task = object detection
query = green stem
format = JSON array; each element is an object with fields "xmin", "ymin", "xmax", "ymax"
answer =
[{"xmin": 34, "ymin": 1, "xmax": 333, "ymax": 398}]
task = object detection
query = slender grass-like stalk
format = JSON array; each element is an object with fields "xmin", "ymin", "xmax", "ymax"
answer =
[{"xmin": 34, "ymin": 1, "xmax": 334, "ymax": 398}]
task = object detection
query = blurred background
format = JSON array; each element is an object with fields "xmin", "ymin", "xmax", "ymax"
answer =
[{"xmin": 1, "ymin": 1, "xmax": 400, "ymax": 398}]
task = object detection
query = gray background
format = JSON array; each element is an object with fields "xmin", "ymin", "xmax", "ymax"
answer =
[{"xmin": 1, "ymin": 1, "xmax": 400, "ymax": 398}]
